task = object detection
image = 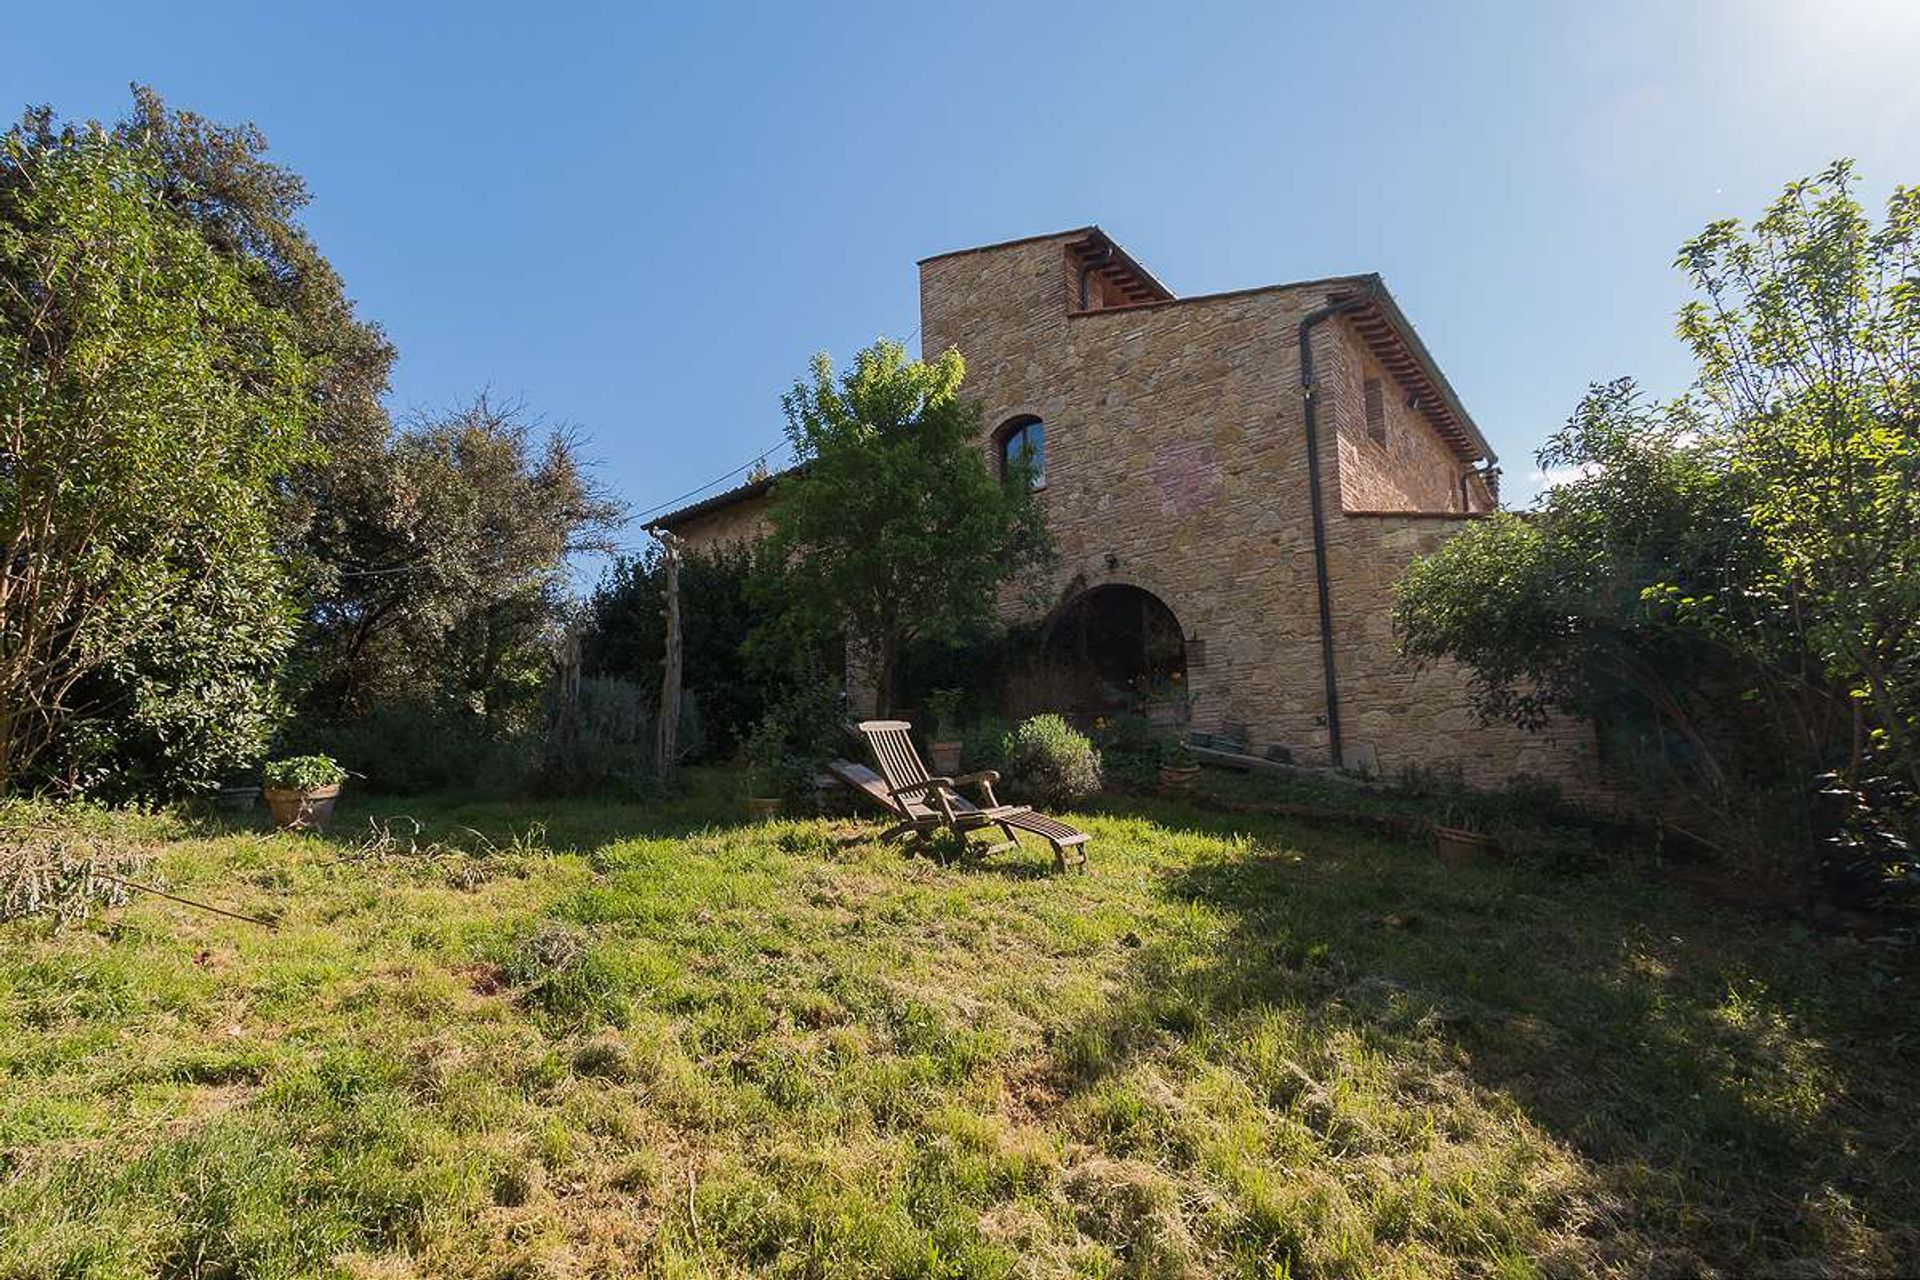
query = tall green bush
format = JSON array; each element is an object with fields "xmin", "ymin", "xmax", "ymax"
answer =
[
  {"xmin": 0, "ymin": 118, "xmax": 311, "ymax": 796},
  {"xmin": 1396, "ymin": 162, "xmax": 1920, "ymax": 897},
  {"xmin": 583, "ymin": 541, "xmax": 832, "ymax": 761}
]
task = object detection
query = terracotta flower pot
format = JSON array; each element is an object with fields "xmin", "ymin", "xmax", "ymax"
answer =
[
  {"xmin": 746, "ymin": 796, "xmax": 782, "ymax": 822},
  {"xmin": 264, "ymin": 783, "xmax": 341, "ymax": 832},
  {"xmin": 1434, "ymin": 825, "xmax": 1495, "ymax": 869},
  {"xmin": 1159, "ymin": 764, "xmax": 1201, "ymax": 795},
  {"xmin": 930, "ymin": 741, "xmax": 964, "ymax": 775}
]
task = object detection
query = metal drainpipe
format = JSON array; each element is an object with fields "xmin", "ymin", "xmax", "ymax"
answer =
[
  {"xmin": 1298, "ymin": 295, "xmax": 1369, "ymax": 770},
  {"xmin": 1076, "ymin": 245, "xmax": 1114, "ymax": 310}
]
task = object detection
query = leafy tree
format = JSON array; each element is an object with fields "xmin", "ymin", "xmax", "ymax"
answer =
[
  {"xmin": 113, "ymin": 86, "xmax": 397, "ymax": 577},
  {"xmin": 1396, "ymin": 163, "xmax": 1919, "ymax": 892},
  {"xmin": 1674, "ymin": 161, "xmax": 1920, "ymax": 795},
  {"xmin": 582, "ymin": 540, "xmax": 835, "ymax": 759},
  {"xmin": 763, "ymin": 340, "xmax": 1049, "ymax": 711},
  {"xmin": 108, "ymin": 90, "xmax": 626, "ymax": 741},
  {"xmin": 300, "ymin": 397, "xmax": 625, "ymax": 732},
  {"xmin": 0, "ymin": 121, "xmax": 311, "ymax": 793}
]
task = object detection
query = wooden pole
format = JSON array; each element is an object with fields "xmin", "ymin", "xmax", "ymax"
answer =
[
  {"xmin": 554, "ymin": 621, "xmax": 582, "ymax": 776},
  {"xmin": 654, "ymin": 530, "xmax": 682, "ymax": 779}
]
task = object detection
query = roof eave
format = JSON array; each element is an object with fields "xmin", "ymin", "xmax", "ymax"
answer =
[{"xmin": 1346, "ymin": 275, "xmax": 1496, "ymax": 466}]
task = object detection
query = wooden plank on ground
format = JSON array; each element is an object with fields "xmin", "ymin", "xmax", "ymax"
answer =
[{"xmin": 823, "ymin": 759, "xmax": 896, "ymax": 813}]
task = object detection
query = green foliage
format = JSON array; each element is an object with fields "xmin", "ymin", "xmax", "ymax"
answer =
[
  {"xmin": 262, "ymin": 755, "xmax": 346, "ymax": 791},
  {"xmin": 1000, "ymin": 714, "xmax": 1103, "ymax": 808},
  {"xmin": 285, "ymin": 699, "xmax": 517, "ymax": 796},
  {"xmin": 108, "ymin": 90, "xmax": 623, "ymax": 766},
  {"xmin": 743, "ymin": 678, "xmax": 848, "ymax": 808},
  {"xmin": 1089, "ymin": 713, "xmax": 1166, "ymax": 790},
  {"xmin": 926, "ymin": 689, "xmax": 964, "ymax": 739},
  {"xmin": 537, "ymin": 676, "xmax": 655, "ymax": 798},
  {"xmin": 959, "ymin": 716, "xmax": 1013, "ymax": 774},
  {"xmin": 1160, "ymin": 734, "xmax": 1199, "ymax": 770},
  {"xmin": 583, "ymin": 541, "xmax": 825, "ymax": 760},
  {"xmin": 763, "ymin": 340, "xmax": 1051, "ymax": 710},
  {"xmin": 298, "ymin": 398, "xmax": 624, "ymax": 734},
  {"xmin": 1397, "ymin": 162, "xmax": 1920, "ymax": 895},
  {"xmin": 117, "ymin": 86, "xmax": 396, "ymax": 484},
  {"xmin": 0, "ymin": 114, "xmax": 312, "ymax": 796}
]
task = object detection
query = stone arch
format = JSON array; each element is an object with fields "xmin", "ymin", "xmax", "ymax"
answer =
[{"xmin": 1036, "ymin": 582, "xmax": 1190, "ymax": 723}]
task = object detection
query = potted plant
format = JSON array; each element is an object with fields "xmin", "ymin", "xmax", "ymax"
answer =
[
  {"xmin": 926, "ymin": 688, "xmax": 965, "ymax": 775},
  {"xmin": 1157, "ymin": 735, "xmax": 1202, "ymax": 795},
  {"xmin": 1434, "ymin": 805, "xmax": 1496, "ymax": 868},
  {"xmin": 262, "ymin": 755, "xmax": 347, "ymax": 831}
]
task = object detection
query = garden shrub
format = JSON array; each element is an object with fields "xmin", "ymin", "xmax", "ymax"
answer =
[
  {"xmin": 582, "ymin": 542, "xmax": 831, "ymax": 762},
  {"xmin": 744, "ymin": 678, "xmax": 849, "ymax": 811},
  {"xmin": 959, "ymin": 716, "xmax": 1012, "ymax": 774},
  {"xmin": 1090, "ymin": 714, "xmax": 1164, "ymax": 790},
  {"xmin": 538, "ymin": 676, "xmax": 655, "ymax": 798},
  {"xmin": 1001, "ymin": 715, "xmax": 1102, "ymax": 807}
]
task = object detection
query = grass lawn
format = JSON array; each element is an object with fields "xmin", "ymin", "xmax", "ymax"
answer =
[{"xmin": 1, "ymin": 771, "xmax": 1915, "ymax": 1278}]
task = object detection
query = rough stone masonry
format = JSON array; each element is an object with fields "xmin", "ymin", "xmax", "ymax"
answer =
[{"xmin": 656, "ymin": 227, "xmax": 1594, "ymax": 792}]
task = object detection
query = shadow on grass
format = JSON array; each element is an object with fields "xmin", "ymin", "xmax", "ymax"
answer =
[
  {"xmin": 198, "ymin": 767, "xmax": 774, "ymax": 854},
  {"xmin": 1065, "ymin": 798, "xmax": 1920, "ymax": 1274}
]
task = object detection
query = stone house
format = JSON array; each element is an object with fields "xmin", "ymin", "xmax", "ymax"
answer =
[{"xmin": 654, "ymin": 227, "xmax": 1589, "ymax": 789}]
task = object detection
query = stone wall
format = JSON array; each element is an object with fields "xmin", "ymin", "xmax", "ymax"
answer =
[
  {"xmin": 1325, "ymin": 512, "xmax": 1599, "ymax": 792},
  {"xmin": 662, "ymin": 489, "xmax": 773, "ymax": 554},
  {"xmin": 921, "ymin": 231, "xmax": 1593, "ymax": 791}
]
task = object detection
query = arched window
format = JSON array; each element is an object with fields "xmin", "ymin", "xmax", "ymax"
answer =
[{"xmin": 996, "ymin": 416, "xmax": 1045, "ymax": 489}]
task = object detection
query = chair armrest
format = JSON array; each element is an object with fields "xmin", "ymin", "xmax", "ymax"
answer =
[
  {"xmin": 890, "ymin": 776, "xmax": 956, "ymax": 800},
  {"xmin": 951, "ymin": 770, "xmax": 1001, "ymax": 787}
]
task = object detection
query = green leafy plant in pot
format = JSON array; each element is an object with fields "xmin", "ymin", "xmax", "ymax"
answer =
[
  {"xmin": 262, "ymin": 755, "xmax": 347, "ymax": 831},
  {"xmin": 926, "ymin": 688, "xmax": 964, "ymax": 775},
  {"xmin": 1157, "ymin": 733, "xmax": 1202, "ymax": 795}
]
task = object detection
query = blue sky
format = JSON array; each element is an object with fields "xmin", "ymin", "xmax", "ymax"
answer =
[{"xmin": 16, "ymin": 1, "xmax": 1920, "ymax": 523}]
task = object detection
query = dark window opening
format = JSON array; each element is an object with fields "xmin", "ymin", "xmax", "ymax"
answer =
[
  {"xmin": 997, "ymin": 416, "xmax": 1046, "ymax": 488},
  {"xmin": 1364, "ymin": 377, "xmax": 1388, "ymax": 446}
]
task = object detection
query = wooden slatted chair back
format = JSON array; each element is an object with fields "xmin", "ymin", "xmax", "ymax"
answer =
[{"xmin": 857, "ymin": 720, "xmax": 930, "ymax": 803}]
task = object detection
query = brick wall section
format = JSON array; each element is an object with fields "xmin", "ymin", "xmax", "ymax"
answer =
[{"xmin": 1333, "ymin": 329, "xmax": 1478, "ymax": 513}]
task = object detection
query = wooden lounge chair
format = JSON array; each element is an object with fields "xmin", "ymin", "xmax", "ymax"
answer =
[{"xmin": 854, "ymin": 720, "xmax": 1090, "ymax": 871}]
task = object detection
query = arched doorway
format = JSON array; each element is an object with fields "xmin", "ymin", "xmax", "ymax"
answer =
[{"xmin": 1040, "ymin": 584, "xmax": 1188, "ymax": 723}]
